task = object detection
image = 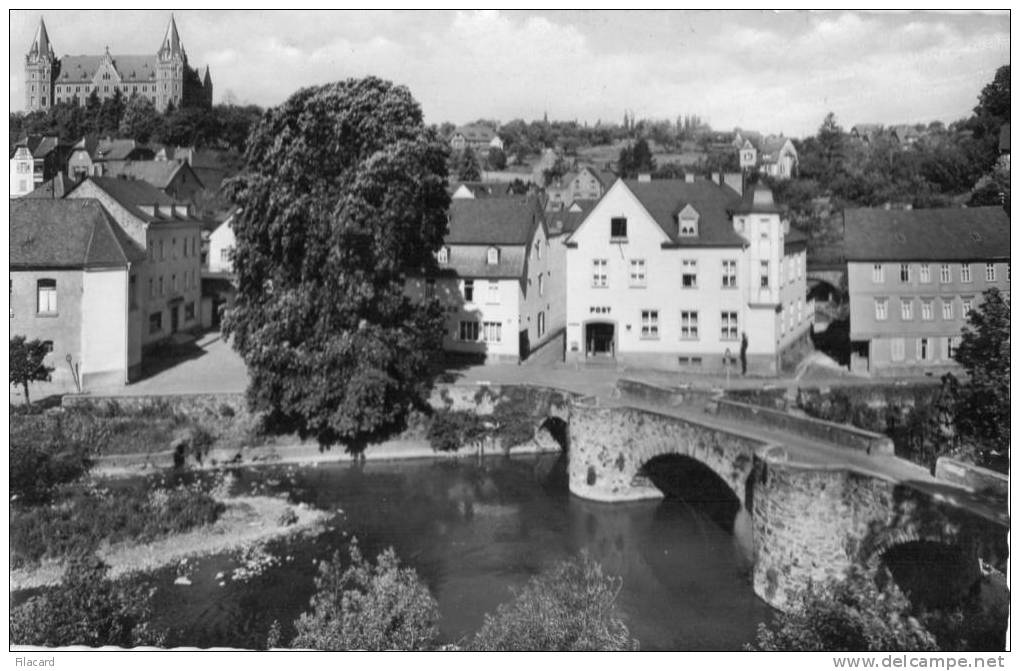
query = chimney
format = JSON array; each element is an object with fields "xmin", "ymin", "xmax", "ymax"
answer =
[
  {"xmin": 722, "ymin": 172, "xmax": 743, "ymax": 195},
  {"xmin": 637, "ymin": 173, "xmax": 652, "ymax": 183}
]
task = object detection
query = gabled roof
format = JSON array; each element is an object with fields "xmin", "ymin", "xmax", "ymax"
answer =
[
  {"xmin": 15, "ymin": 135, "xmax": 62, "ymax": 158},
  {"xmin": 159, "ymin": 14, "xmax": 184, "ymax": 58},
  {"xmin": 94, "ymin": 138, "xmax": 155, "ymax": 161},
  {"xmin": 70, "ymin": 176, "xmax": 196, "ymax": 225},
  {"xmin": 843, "ymin": 207, "xmax": 1010, "ymax": 261},
  {"xmin": 23, "ymin": 172, "xmax": 77, "ymax": 199},
  {"xmin": 622, "ymin": 179, "xmax": 746, "ymax": 247},
  {"xmin": 449, "ymin": 181, "xmax": 514, "ymax": 199},
  {"xmin": 851, "ymin": 123, "xmax": 883, "ymax": 135},
  {"xmin": 547, "ymin": 198, "xmax": 599, "ymax": 236},
  {"xmin": 103, "ymin": 159, "xmax": 203, "ymax": 190},
  {"xmin": 10, "ymin": 198, "xmax": 145, "ymax": 269},
  {"xmin": 759, "ymin": 136, "xmax": 795, "ymax": 161},
  {"xmin": 445, "ymin": 197, "xmax": 541, "ymax": 245},
  {"xmin": 28, "ymin": 17, "xmax": 54, "ymax": 61},
  {"xmin": 437, "ymin": 245, "xmax": 527, "ymax": 280},
  {"xmin": 453, "ymin": 124, "xmax": 498, "ymax": 143},
  {"xmin": 56, "ymin": 54, "xmax": 159, "ymax": 84}
]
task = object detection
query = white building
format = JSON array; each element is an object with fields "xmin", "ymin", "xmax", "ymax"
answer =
[
  {"xmin": 10, "ymin": 145, "xmax": 35, "ymax": 197},
  {"xmin": 563, "ymin": 177, "xmax": 811, "ymax": 374},
  {"xmin": 405, "ymin": 197, "xmax": 561, "ymax": 362},
  {"xmin": 207, "ymin": 213, "xmax": 236, "ymax": 274}
]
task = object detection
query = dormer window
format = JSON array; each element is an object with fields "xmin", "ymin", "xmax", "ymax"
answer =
[
  {"xmin": 677, "ymin": 204, "xmax": 699, "ymax": 237},
  {"xmin": 437, "ymin": 246, "xmax": 449, "ymax": 264},
  {"xmin": 487, "ymin": 247, "xmax": 499, "ymax": 265}
]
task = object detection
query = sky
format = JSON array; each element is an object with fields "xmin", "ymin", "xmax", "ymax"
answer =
[{"xmin": 8, "ymin": 9, "xmax": 1010, "ymax": 138}]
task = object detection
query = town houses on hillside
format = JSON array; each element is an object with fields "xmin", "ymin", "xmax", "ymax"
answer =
[
  {"xmin": 449, "ymin": 123, "xmax": 504, "ymax": 156},
  {"xmin": 844, "ymin": 206, "xmax": 1010, "ymax": 376}
]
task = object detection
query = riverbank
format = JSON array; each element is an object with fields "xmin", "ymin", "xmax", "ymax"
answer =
[
  {"xmin": 92, "ymin": 435, "xmax": 562, "ymax": 478},
  {"xmin": 10, "ymin": 494, "xmax": 329, "ymax": 591}
]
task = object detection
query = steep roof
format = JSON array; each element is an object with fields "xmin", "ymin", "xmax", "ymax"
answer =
[
  {"xmin": 71, "ymin": 176, "xmax": 192, "ymax": 224},
  {"xmin": 28, "ymin": 17, "xmax": 54, "ymax": 61},
  {"xmin": 843, "ymin": 207, "xmax": 1010, "ymax": 261},
  {"xmin": 103, "ymin": 159, "xmax": 202, "ymax": 190},
  {"xmin": 547, "ymin": 198, "xmax": 598, "ymax": 236},
  {"xmin": 623, "ymin": 179, "xmax": 746, "ymax": 247},
  {"xmin": 437, "ymin": 245, "xmax": 527, "ymax": 279},
  {"xmin": 15, "ymin": 135, "xmax": 62, "ymax": 158},
  {"xmin": 453, "ymin": 124, "xmax": 497, "ymax": 143},
  {"xmin": 23, "ymin": 172, "xmax": 77, "ymax": 199},
  {"xmin": 94, "ymin": 138, "xmax": 155, "ymax": 161},
  {"xmin": 445, "ymin": 197, "xmax": 541, "ymax": 245},
  {"xmin": 159, "ymin": 14, "xmax": 184, "ymax": 58},
  {"xmin": 10, "ymin": 198, "xmax": 145, "ymax": 269},
  {"xmin": 57, "ymin": 54, "xmax": 159, "ymax": 83},
  {"xmin": 760, "ymin": 136, "xmax": 794, "ymax": 161},
  {"xmin": 449, "ymin": 181, "xmax": 514, "ymax": 198}
]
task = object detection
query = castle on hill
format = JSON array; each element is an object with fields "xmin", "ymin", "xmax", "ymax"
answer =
[{"xmin": 24, "ymin": 14, "xmax": 212, "ymax": 112}]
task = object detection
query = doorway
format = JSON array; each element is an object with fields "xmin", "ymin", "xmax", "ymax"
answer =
[
  {"xmin": 585, "ymin": 322, "xmax": 615, "ymax": 358},
  {"xmin": 170, "ymin": 305, "xmax": 179, "ymax": 333}
]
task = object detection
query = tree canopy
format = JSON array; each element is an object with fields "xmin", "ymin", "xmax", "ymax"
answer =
[
  {"xmin": 10, "ymin": 336, "xmax": 54, "ymax": 406},
  {"xmin": 224, "ymin": 77, "xmax": 450, "ymax": 452}
]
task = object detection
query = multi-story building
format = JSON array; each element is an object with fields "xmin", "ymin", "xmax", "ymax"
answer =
[
  {"xmin": 405, "ymin": 197, "xmax": 562, "ymax": 362},
  {"xmin": 563, "ymin": 176, "xmax": 811, "ymax": 373},
  {"xmin": 845, "ymin": 206, "xmax": 1010, "ymax": 375},
  {"xmin": 24, "ymin": 15, "xmax": 212, "ymax": 113},
  {"xmin": 449, "ymin": 124, "xmax": 503, "ymax": 155},
  {"xmin": 10, "ymin": 199, "xmax": 146, "ymax": 393},
  {"xmin": 9, "ymin": 135, "xmax": 73, "ymax": 196},
  {"xmin": 758, "ymin": 136, "xmax": 798, "ymax": 180},
  {"xmin": 66, "ymin": 176, "xmax": 204, "ymax": 348},
  {"xmin": 545, "ymin": 165, "xmax": 616, "ymax": 211}
]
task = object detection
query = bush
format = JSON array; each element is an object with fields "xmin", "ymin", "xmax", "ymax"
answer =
[
  {"xmin": 471, "ymin": 552, "xmax": 639, "ymax": 651},
  {"xmin": 10, "ymin": 555, "xmax": 164, "ymax": 647},
  {"xmin": 749, "ymin": 566, "xmax": 938, "ymax": 652},
  {"xmin": 426, "ymin": 410, "xmax": 488, "ymax": 452},
  {"xmin": 291, "ymin": 542, "xmax": 439, "ymax": 650},
  {"xmin": 10, "ymin": 413, "xmax": 103, "ymax": 504},
  {"xmin": 11, "ymin": 480, "xmax": 224, "ymax": 567}
]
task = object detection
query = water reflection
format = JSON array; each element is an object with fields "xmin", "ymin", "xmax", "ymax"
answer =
[{"xmin": 111, "ymin": 453, "xmax": 773, "ymax": 649}]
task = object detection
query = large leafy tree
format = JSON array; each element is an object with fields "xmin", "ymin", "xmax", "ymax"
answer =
[
  {"xmin": 224, "ymin": 77, "xmax": 450, "ymax": 453},
  {"xmin": 10, "ymin": 336, "xmax": 54, "ymax": 407},
  {"xmin": 951, "ymin": 287, "xmax": 1010, "ymax": 471},
  {"xmin": 119, "ymin": 95, "xmax": 164, "ymax": 143}
]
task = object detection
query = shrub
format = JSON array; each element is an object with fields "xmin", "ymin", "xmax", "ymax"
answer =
[
  {"xmin": 426, "ymin": 410, "xmax": 488, "ymax": 452},
  {"xmin": 277, "ymin": 507, "xmax": 299, "ymax": 527},
  {"xmin": 749, "ymin": 565, "xmax": 938, "ymax": 652},
  {"xmin": 219, "ymin": 403, "xmax": 236, "ymax": 418},
  {"xmin": 10, "ymin": 413, "xmax": 103, "ymax": 504},
  {"xmin": 291, "ymin": 542, "xmax": 439, "ymax": 650},
  {"xmin": 471, "ymin": 552, "xmax": 639, "ymax": 651},
  {"xmin": 10, "ymin": 555, "xmax": 164, "ymax": 647}
]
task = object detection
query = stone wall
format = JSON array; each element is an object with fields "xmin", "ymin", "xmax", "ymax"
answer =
[
  {"xmin": 614, "ymin": 378, "xmax": 721, "ymax": 409},
  {"xmin": 63, "ymin": 391, "xmax": 250, "ymax": 417},
  {"xmin": 714, "ymin": 398, "xmax": 895, "ymax": 456},
  {"xmin": 935, "ymin": 457, "xmax": 1009, "ymax": 499},
  {"xmin": 568, "ymin": 400, "xmax": 763, "ymax": 504}
]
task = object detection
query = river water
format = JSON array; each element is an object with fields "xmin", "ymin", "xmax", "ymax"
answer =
[{"xmin": 128, "ymin": 453, "xmax": 773, "ymax": 650}]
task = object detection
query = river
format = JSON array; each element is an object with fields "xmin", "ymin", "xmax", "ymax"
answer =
[{"xmin": 124, "ymin": 452, "xmax": 774, "ymax": 650}]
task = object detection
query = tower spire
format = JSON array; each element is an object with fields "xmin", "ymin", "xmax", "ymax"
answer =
[
  {"xmin": 158, "ymin": 13, "xmax": 183, "ymax": 58},
  {"xmin": 28, "ymin": 16, "xmax": 54, "ymax": 61}
]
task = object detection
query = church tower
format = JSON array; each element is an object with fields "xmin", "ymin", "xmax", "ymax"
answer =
[
  {"xmin": 25, "ymin": 17, "xmax": 56, "ymax": 111},
  {"xmin": 155, "ymin": 14, "xmax": 186, "ymax": 110}
]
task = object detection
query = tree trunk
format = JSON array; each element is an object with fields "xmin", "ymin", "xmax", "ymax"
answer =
[{"xmin": 22, "ymin": 381, "xmax": 31, "ymax": 408}]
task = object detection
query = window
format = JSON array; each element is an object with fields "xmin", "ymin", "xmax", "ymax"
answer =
[
  {"xmin": 918, "ymin": 337, "xmax": 931, "ymax": 361},
  {"xmin": 172, "ymin": 274, "xmax": 178, "ymax": 292},
  {"xmin": 760, "ymin": 261, "xmax": 769, "ymax": 288},
  {"xmin": 538, "ymin": 274, "xmax": 545, "ymax": 297},
  {"xmin": 610, "ymin": 217, "xmax": 627, "ymax": 240},
  {"xmin": 678, "ymin": 215, "xmax": 697, "ymax": 237},
  {"xmin": 537, "ymin": 311, "xmax": 546, "ymax": 338},
  {"xmin": 160, "ymin": 240, "xmax": 165, "ymax": 260},
  {"xmin": 721, "ymin": 311, "xmax": 739, "ymax": 340},
  {"xmin": 900, "ymin": 298, "xmax": 913, "ymax": 320},
  {"xmin": 961, "ymin": 297, "xmax": 973, "ymax": 317},
  {"xmin": 797, "ymin": 298, "xmax": 804, "ymax": 322},
  {"xmin": 592, "ymin": 259, "xmax": 608, "ymax": 287},
  {"xmin": 681, "ymin": 259, "xmax": 697, "ymax": 288},
  {"xmin": 900, "ymin": 263, "xmax": 910, "ymax": 283},
  {"xmin": 458, "ymin": 321, "xmax": 479, "ymax": 341},
  {"xmin": 182, "ymin": 237, "xmax": 188, "ymax": 258},
  {"xmin": 425, "ymin": 279, "xmax": 435, "ymax": 299},
  {"xmin": 947, "ymin": 335, "xmax": 962, "ymax": 359},
  {"xmin": 640, "ymin": 310, "xmax": 659, "ymax": 338},
  {"xmin": 463, "ymin": 280, "xmax": 474, "ymax": 303},
  {"xmin": 41, "ymin": 340, "xmax": 54, "ymax": 353},
  {"xmin": 920, "ymin": 299, "xmax": 933, "ymax": 321},
  {"xmin": 149, "ymin": 278, "xmax": 155, "ymax": 298},
  {"xmin": 149, "ymin": 311, "xmax": 163, "ymax": 334},
  {"xmin": 184, "ymin": 302, "xmax": 195, "ymax": 321},
  {"xmin": 942, "ymin": 299, "xmax": 954, "ymax": 320},
  {"xmin": 891, "ymin": 338, "xmax": 905, "ymax": 362},
  {"xmin": 875, "ymin": 298, "xmax": 888, "ymax": 321},
  {"xmin": 629, "ymin": 259, "xmax": 646, "ymax": 287},
  {"xmin": 159, "ymin": 276, "xmax": 165, "ymax": 296},
  {"xmin": 961, "ymin": 263, "xmax": 972, "ymax": 283},
  {"xmin": 437, "ymin": 247, "xmax": 449, "ymax": 264},
  {"xmin": 129, "ymin": 275, "xmax": 137, "ymax": 306},
  {"xmin": 482, "ymin": 321, "xmax": 502, "ymax": 343},
  {"xmin": 940, "ymin": 264, "xmax": 951, "ymax": 283},
  {"xmin": 487, "ymin": 247, "xmax": 499, "ymax": 265},
  {"xmin": 534, "ymin": 241, "xmax": 542, "ymax": 260},
  {"xmin": 36, "ymin": 279, "xmax": 57, "ymax": 313},
  {"xmin": 985, "ymin": 263, "xmax": 996, "ymax": 282},
  {"xmin": 919, "ymin": 264, "xmax": 931, "ymax": 283},
  {"xmin": 722, "ymin": 260, "xmax": 737, "ymax": 288},
  {"xmin": 487, "ymin": 280, "xmax": 499, "ymax": 303},
  {"xmin": 680, "ymin": 311, "xmax": 699, "ymax": 339}
]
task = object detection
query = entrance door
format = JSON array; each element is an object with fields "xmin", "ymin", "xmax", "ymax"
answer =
[
  {"xmin": 170, "ymin": 306, "xmax": 179, "ymax": 333},
  {"xmin": 585, "ymin": 322, "xmax": 615, "ymax": 358}
]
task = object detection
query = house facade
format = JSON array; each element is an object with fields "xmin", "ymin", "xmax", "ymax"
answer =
[
  {"xmin": 102, "ymin": 159, "xmax": 205, "ymax": 203},
  {"xmin": 759, "ymin": 136, "xmax": 798, "ymax": 180},
  {"xmin": 563, "ymin": 177, "xmax": 811, "ymax": 374},
  {"xmin": 405, "ymin": 197, "xmax": 562, "ymax": 362},
  {"xmin": 450, "ymin": 124, "xmax": 503, "ymax": 155},
  {"xmin": 67, "ymin": 176, "xmax": 204, "ymax": 348},
  {"xmin": 10, "ymin": 199, "xmax": 146, "ymax": 393},
  {"xmin": 845, "ymin": 207, "xmax": 1010, "ymax": 376},
  {"xmin": 10, "ymin": 145, "xmax": 35, "ymax": 197},
  {"xmin": 545, "ymin": 166, "xmax": 616, "ymax": 211}
]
